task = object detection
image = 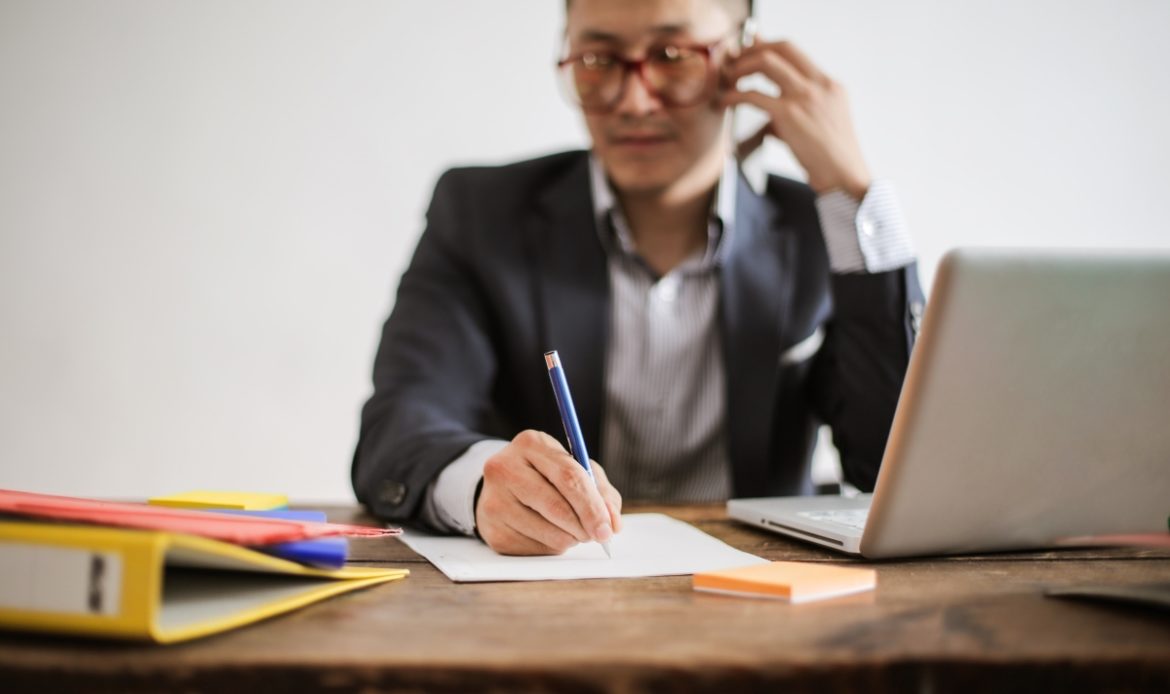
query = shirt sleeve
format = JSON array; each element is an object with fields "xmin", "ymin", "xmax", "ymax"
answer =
[
  {"xmin": 814, "ymin": 179, "xmax": 915, "ymax": 274},
  {"xmin": 419, "ymin": 439, "xmax": 509, "ymax": 535}
]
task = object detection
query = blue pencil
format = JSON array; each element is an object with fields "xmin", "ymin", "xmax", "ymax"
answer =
[{"xmin": 544, "ymin": 350, "xmax": 613, "ymax": 558}]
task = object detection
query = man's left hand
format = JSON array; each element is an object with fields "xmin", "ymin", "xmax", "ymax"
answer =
[{"xmin": 722, "ymin": 40, "xmax": 872, "ymax": 200}]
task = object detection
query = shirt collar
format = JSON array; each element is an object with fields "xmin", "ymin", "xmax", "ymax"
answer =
[{"xmin": 588, "ymin": 153, "xmax": 739, "ymax": 270}]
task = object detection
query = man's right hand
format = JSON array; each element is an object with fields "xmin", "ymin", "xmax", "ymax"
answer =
[{"xmin": 475, "ymin": 430, "xmax": 623, "ymax": 555}]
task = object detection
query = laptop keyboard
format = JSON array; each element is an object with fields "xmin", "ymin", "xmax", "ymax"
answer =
[{"xmin": 797, "ymin": 508, "xmax": 870, "ymax": 531}]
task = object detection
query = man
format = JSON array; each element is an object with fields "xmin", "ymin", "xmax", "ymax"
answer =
[{"xmin": 353, "ymin": 0, "xmax": 923, "ymax": 555}]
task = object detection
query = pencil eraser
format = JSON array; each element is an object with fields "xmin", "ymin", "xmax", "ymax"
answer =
[
  {"xmin": 693, "ymin": 561, "xmax": 876, "ymax": 603},
  {"xmin": 148, "ymin": 490, "xmax": 289, "ymax": 511}
]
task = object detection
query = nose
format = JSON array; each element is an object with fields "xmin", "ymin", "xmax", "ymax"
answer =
[{"xmin": 613, "ymin": 65, "xmax": 662, "ymax": 117}]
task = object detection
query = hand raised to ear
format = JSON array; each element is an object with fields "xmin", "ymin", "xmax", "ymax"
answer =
[{"xmin": 723, "ymin": 40, "xmax": 872, "ymax": 200}]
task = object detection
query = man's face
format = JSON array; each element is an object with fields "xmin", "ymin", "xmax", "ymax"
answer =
[{"xmin": 564, "ymin": 0, "xmax": 738, "ymax": 195}]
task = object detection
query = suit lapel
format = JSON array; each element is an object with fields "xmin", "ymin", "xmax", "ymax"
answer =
[
  {"xmin": 721, "ymin": 173, "xmax": 795, "ymax": 495},
  {"xmin": 526, "ymin": 153, "xmax": 610, "ymax": 455}
]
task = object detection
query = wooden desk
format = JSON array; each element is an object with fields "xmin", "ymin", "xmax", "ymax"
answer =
[{"xmin": 3, "ymin": 505, "xmax": 1169, "ymax": 692}]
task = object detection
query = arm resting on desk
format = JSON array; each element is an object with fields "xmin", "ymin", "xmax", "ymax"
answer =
[{"xmin": 352, "ymin": 171, "xmax": 500, "ymax": 524}]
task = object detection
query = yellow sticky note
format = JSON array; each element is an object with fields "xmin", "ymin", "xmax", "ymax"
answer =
[
  {"xmin": 693, "ymin": 561, "xmax": 876, "ymax": 603},
  {"xmin": 148, "ymin": 490, "xmax": 289, "ymax": 511}
]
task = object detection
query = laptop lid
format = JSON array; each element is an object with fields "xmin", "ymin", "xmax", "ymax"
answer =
[
  {"xmin": 730, "ymin": 249, "xmax": 1170, "ymax": 558},
  {"xmin": 860, "ymin": 248, "xmax": 1170, "ymax": 558}
]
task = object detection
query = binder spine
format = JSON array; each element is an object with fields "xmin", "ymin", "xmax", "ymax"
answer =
[
  {"xmin": 0, "ymin": 522, "xmax": 156, "ymax": 639},
  {"xmin": 0, "ymin": 543, "xmax": 123, "ymax": 616}
]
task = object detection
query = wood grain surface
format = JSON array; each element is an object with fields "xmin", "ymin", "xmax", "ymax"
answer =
[{"xmin": 2, "ymin": 504, "xmax": 1169, "ymax": 693}]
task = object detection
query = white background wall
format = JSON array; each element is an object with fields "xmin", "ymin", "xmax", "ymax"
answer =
[{"xmin": 1, "ymin": 1, "xmax": 1168, "ymax": 503}]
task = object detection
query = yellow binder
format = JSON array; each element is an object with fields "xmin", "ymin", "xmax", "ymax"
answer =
[{"xmin": 0, "ymin": 520, "xmax": 407, "ymax": 643}]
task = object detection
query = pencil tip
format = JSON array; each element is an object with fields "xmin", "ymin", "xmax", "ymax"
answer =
[{"xmin": 601, "ymin": 541, "xmax": 613, "ymax": 558}]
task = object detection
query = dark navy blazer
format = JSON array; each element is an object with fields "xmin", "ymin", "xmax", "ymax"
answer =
[{"xmin": 353, "ymin": 150, "xmax": 925, "ymax": 522}]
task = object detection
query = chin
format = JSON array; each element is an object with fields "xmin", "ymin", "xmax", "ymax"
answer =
[{"xmin": 602, "ymin": 154, "xmax": 688, "ymax": 195}]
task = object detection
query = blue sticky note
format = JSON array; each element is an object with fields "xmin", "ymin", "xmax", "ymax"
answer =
[{"xmin": 213, "ymin": 509, "xmax": 348, "ymax": 569}]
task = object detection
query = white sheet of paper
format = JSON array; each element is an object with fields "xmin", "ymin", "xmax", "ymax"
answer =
[{"xmin": 398, "ymin": 512, "xmax": 767, "ymax": 582}]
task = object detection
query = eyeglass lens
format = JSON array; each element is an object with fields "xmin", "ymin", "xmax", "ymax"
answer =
[{"xmin": 565, "ymin": 46, "xmax": 712, "ymax": 111}]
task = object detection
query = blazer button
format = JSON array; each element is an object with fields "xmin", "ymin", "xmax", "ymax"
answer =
[{"xmin": 378, "ymin": 480, "xmax": 408, "ymax": 506}]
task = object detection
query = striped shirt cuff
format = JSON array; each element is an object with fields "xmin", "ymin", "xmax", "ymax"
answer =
[
  {"xmin": 420, "ymin": 439, "xmax": 508, "ymax": 536},
  {"xmin": 815, "ymin": 179, "xmax": 915, "ymax": 274}
]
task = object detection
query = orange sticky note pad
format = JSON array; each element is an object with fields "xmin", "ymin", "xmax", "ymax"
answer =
[{"xmin": 693, "ymin": 561, "xmax": 876, "ymax": 603}]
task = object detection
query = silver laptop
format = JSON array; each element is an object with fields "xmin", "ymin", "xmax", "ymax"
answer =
[{"xmin": 729, "ymin": 248, "xmax": 1170, "ymax": 558}]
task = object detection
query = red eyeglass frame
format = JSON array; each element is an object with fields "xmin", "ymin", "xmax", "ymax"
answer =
[{"xmin": 555, "ymin": 37, "xmax": 736, "ymax": 114}]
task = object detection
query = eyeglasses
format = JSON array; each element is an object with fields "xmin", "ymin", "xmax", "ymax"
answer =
[{"xmin": 556, "ymin": 35, "xmax": 737, "ymax": 114}]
